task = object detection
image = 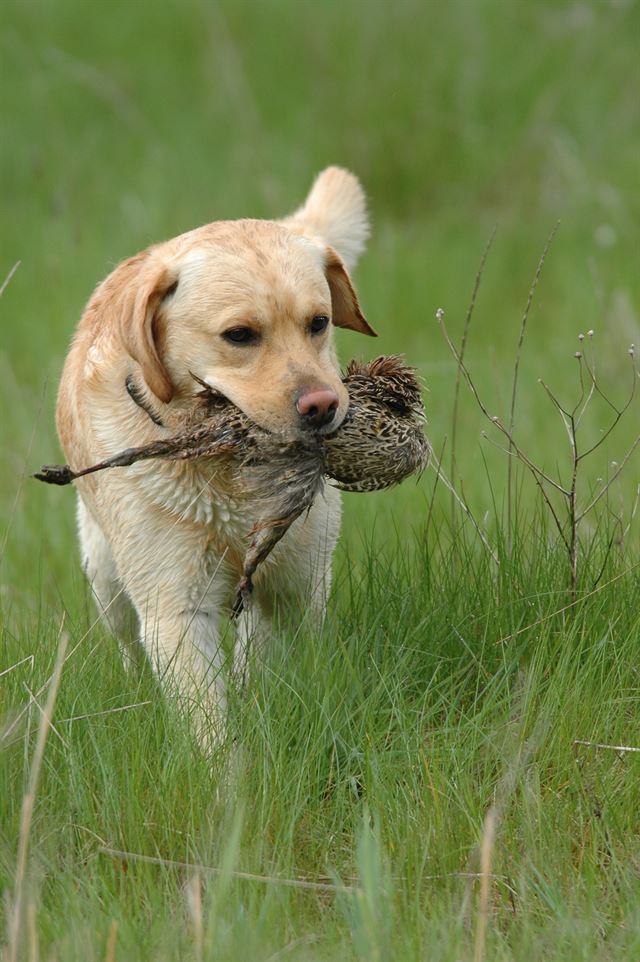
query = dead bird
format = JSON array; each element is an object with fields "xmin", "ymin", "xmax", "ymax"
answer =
[{"xmin": 35, "ymin": 355, "xmax": 429, "ymax": 611}]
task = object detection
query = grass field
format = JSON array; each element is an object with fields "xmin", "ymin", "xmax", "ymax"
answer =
[{"xmin": 2, "ymin": 1, "xmax": 640, "ymax": 959}]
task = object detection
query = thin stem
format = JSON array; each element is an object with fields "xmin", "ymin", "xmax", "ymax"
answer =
[
  {"xmin": 507, "ymin": 224, "xmax": 560, "ymax": 548},
  {"xmin": 576, "ymin": 434, "xmax": 640, "ymax": 522},
  {"xmin": 6, "ymin": 624, "xmax": 68, "ymax": 962},
  {"xmin": 0, "ymin": 261, "xmax": 21, "ymax": 298},
  {"xmin": 424, "ymin": 436, "xmax": 447, "ymax": 539},
  {"xmin": 428, "ymin": 451, "xmax": 500, "ymax": 567},
  {"xmin": 571, "ymin": 353, "xmax": 588, "ymax": 419},
  {"xmin": 574, "ymin": 352, "xmax": 596, "ymax": 426},
  {"xmin": 591, "ymin": 528, "xmax": 619, "ymax": 592},
  {"xmin": 450, "ymin": 229, "xmax": 496, "ymax": 513},
  {"xmin": 99, "ymin": 847, "xmax": 359, "ymax": 893},
  {"xmin": 481, "ymin": 432, "xmax": 570, "ymax": 553},
  {"xmin": 577, "ymin": 355, "xmax": 638, "ymax": 462},
  {"xmin": 539, "ymin": 379, "xmax": 575, "ymax": 452},
  {"xmin": 496, "ymin": 558, "xmax": 640, "ymax": 646},
  {"xmin": 438, "ymin": 309, "xmax": 570, "ymax": 497},
  {"xmin": 622, "ymin": 484, "xmax": 640, "ymax": 541},
  {"xmin": 568, "ymin": 413, "xmax": 579, "ymax": 603}
]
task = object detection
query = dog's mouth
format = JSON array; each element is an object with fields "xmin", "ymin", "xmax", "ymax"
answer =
[
  {"xmin": 190, "ymin": 372, "xmax": 347, "ymax": 439},
  {"xmin": 190, "ymin": 372, "xmax": 234, "ymax": 412}
]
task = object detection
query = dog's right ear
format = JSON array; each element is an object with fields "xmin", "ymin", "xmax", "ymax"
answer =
[{"xmin": 115, "ymin": 255, "xmax": 178, "ymax": 404}]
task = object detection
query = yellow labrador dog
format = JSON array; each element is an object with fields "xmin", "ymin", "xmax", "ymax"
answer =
[{"xmin": 56, "ymin": 166, "xmax": 375, "ymax": 735}]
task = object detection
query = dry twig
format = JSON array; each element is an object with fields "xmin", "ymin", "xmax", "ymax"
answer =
[
  {"xmin": 98, "ymin": 846, "xmax": 360, "ymax": 893},
  {"xmin": 574, "ymin": 739, "xmax": 640, "ymax": 754}
]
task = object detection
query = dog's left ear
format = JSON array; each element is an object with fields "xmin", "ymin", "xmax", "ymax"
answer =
[{"xmin": 325, "ymin": 247, "xmax": 377, "ymax": 337}]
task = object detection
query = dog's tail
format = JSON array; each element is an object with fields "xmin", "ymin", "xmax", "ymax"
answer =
[{"xmin": 282, "ymin": 166, "xmax": 369, "ymax": 271}]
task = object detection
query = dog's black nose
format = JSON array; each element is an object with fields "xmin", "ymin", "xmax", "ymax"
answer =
[{"xmin": 296, "ymin": 389, "xmax": 339, "ymax": 429}]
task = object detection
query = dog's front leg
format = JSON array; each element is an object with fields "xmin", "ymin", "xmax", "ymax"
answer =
[
  {"xmin": 140, "ymin": 599, "xmax": 228, "ymax": 742},
  {"xmin": 233, "ymin": 599, "xmax": 274, "ymax": 684},
  {"xmin": 108, "ymin": 516, "xmax": 232, "ymax": 748}
]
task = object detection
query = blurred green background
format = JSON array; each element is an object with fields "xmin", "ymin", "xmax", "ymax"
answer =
[{"xmin": 1, "ymin": 0, "xmax": 639, "ymax": 608}]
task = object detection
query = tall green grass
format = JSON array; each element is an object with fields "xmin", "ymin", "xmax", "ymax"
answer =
[
  {"xmin": 3, "ymin": 519, "xmax": 640, "ymax": 960},
  {"xmin": 2, "ymin": 1, "xmax": 639, "ymax": 959}
]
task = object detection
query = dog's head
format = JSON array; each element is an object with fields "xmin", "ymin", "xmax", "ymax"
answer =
[{"xmin": 115, "ymin": 167, "xmax": 376, "ymax": 436}]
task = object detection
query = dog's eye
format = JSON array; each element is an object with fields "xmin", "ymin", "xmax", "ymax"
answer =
[
  {"xmin": 222, "ymin": 327, "xmax": 259, "ymax": 345},
  {"xmin": 309, "ymin": 315, "xmax": 329, "ymax": 335}
]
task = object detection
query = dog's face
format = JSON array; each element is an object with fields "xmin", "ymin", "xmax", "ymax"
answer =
[{"xmin": 121, "ymin": 217, "xmax": 375, "ymax": 437}]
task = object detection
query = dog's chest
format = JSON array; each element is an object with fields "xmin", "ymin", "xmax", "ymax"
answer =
[{"xmin": 138, "ymin": 459, "xmax": 251, "ymax": 541}]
